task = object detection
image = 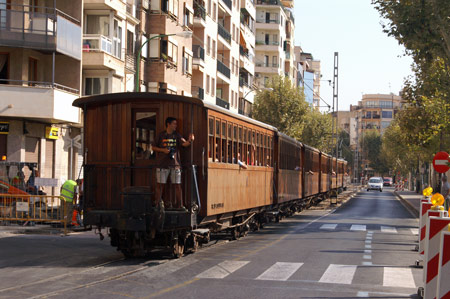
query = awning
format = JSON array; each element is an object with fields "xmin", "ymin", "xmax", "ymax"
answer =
[{"xmin": 239, "ymin": 30, "xmax": 247, "ymax": 49}]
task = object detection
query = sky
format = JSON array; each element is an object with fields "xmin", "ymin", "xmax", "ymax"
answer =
[{"xmin": 294, "ymin": 0, "xmax": 414, "ymax": 111}]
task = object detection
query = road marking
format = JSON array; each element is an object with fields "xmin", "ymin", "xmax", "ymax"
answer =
[
  {"xmin": 380, "ymin": 226, "xmax": 397, "ymax": 234},
  {"xmin": 383, "ymin": 267, "xmax": 416, "ymax": 288},
  {"xmin": 320, "ymin": 224, "xmax": 337, "ymax": 230},
  {"xmin": 139, "ymin": 258, "xmax": 197, "ymax": 280},
  {"xmin": 366, "ymin": 235, "xmax": 372, "ymax": 239},
  {"xmin": 319, "ymin": 264, "xmax": 357, "ymax": 285},
  {"xmin": 365, "ymin": 240, "xmax": 371, "ymax": 244},
  {"xmin": 363, "ymin": 255, "xmax": 371, "ymax": 259},
  {"xmin": 410, "ymin": 228, "xmax": 419, "ymax": 235},
  {"xmin": 351, "ymin": 225, "xmax": 366, "ymax": 231},
  {"xmin": 362, "ymin": 262, "xmax": 373, "ymax": 266},
  {"xmin": 364, "ymin": 249, "xmax": 372, "ymax": 254},
  {"xmin": 256, "ymin": 262, "xmax": 303, "ymax": 281},
  {"xmin": 365, "ymin": 245, "xmax": 372, "ymax": 249},
  {"xmin": 196, "ymin": 260, "xmax": 249, "ymax": 279},
  {"xmin": 357, "ymin": 291, "xmax": 369, "ymax": 297}
]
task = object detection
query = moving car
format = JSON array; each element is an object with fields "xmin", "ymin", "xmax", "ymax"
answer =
[
  {"xmin": 383, "ymin": 177, "xmax": 393, "ymax": 186},
  {"xmin": 367, "ymin": 177, "xmax": 383, "ymax": 192}
]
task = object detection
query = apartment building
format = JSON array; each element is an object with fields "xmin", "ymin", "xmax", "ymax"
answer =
[
  {"xmin": 82, "ymin": 0, "xmax": 139, "ymax": 94},
  {"xmin": 299, "ymin": 52, "xmax": 320, "ymax": 109},
  {"xmin": 0, "ymin": 0, "xmax": 83, "ymax": 186},
  {"xmin": 254, "ymin": 0, "xmax": 295, "ymax": 89}
]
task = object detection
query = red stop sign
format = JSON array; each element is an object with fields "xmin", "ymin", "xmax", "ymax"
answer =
[{"xmin": 433, "ymin": 151, "xmax": 450, "ymax": 173}]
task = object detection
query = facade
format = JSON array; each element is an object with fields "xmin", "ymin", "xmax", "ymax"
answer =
[
  {"xmin": 0, "ymin": 0, "xmax": 83, "ymax": 189},
  {"xmin": 299, "ymin": 52, "xmax": 320, "ymax": 109},
  {"xmin": 254, "ymin": 0, "xmax": 295, "ymax": 90}
]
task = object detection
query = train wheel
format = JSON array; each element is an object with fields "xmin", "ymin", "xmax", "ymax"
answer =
[
  {"xmin": 231, "ymin": 228, "xmax": 240, "ymax": 240},
  {"xmin": 172, "ymin": 236, "xmax": 185, "ymax": 258}
]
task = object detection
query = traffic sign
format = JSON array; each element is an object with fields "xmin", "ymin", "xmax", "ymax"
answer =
[{"xmin": 433, "ymin": 151, "xmax": 450, "ymax": 173}]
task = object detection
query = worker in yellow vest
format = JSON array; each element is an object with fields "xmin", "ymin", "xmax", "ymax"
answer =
[{"xmin": 60, "ymin": 180, "xmax": 78, "ymax": 226}]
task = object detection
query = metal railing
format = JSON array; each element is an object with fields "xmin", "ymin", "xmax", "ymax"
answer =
[
  {"xmin": 192, "ymin": 86, "xmax": 204, "ymax": 100},
  {"xmin": 255, "ymin": 62, "xmax": 278, "ymax": 68},
  {"xmin": 216, "ymin": 97, "xmax": 230, "ymax": 109},
  {"xmin": 239, "ymin": 45, "xmax": 249, "ymax": 58},
  {"xmin": 218, "ymin": 23, "xmax": 231, "ymax": 43},
  {"xmin": 0, "ymin": 194, "xmax": 66, "ymax": 225},
  {"xmin": 256, "ymin": 19, "xmax": 280, "ymax": 24},
  {"xmin": 193, "ymin": 45, "xmax": 205, "ymax": 60},
  {"xmin": 221, "ymin": 0, "xmax": 232, "ymax": 10},
  {"xmin": 0, "ymin": 79, "xmax": 79, "ymax": 94},
  {"xmin": 194, "ymin": 1, "xmax": 206, "ymax": 20},
  {"xmin": 217, "ymin": 60, "xmax": 231, "ymax": 78},
  {"xmin": 256, "ymin": 0, "xmax": 283, "ymax": 6},
  {"xmin": 255, "ymin": 40, "xmax": 279, "ymax": 46}
]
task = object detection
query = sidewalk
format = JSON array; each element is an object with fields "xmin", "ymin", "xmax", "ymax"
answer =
[{"xmin": 394, "ymin": 190, "xmax": 423, "ymax": 218}]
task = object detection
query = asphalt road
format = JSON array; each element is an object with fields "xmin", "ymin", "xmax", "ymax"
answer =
[{"xmin": 0, "ymin": 188, "xmax": 422, "ymax": 299}]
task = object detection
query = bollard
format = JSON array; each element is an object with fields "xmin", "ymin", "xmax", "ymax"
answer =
[
  {"xmin": 422, "ymin": 214, "xmax": 450, "ymax": 299},
  {"xmin": 436, "ymin": 229, "xmax": 450, "ymax": 299}
]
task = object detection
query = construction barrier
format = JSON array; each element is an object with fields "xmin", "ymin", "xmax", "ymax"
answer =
[
  {"xmin": 436, "ymin": 230, "xmax": 450, "ymax": 299},
  {"xmin": 423, "ymin": 214, "xmax": 450, "ymax": 299},
  {"xmin": 395, "ymin": 181, "xmax": 405, "ymax": 191},
  {"xmin": 0, "ymin": 194, "xmax": 66, "ymax": 225},
  {"xmin": 420, "ymin": 202, "xmax": 436, "ymax": 256}
]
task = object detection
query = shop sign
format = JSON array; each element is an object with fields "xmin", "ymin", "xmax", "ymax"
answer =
[{"xmin": 45, "ymin": 127, "xmax": 60, "ymax": 140}]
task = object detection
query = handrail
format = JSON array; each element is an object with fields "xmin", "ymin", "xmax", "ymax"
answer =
[{"xmin": 0, "ymin": 79, "xmax": 79, "ymax": 94}]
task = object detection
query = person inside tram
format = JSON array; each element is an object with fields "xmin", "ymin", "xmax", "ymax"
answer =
[{"xmin": 152, "ymin": 117, "xmax": 194, "ymax": 210}]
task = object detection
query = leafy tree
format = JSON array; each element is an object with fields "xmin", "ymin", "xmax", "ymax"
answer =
[
  {"xmin": 301, "ymin": 109, "xmax": 333, "ymax": 152},
  {"xmin": 360, "ymin": 131, "xmax": 389, "ymax": 175},
  {"xmin": 338, "ymin": 130, "xmax": 354, "ymax": 171},
  {"xmin": 253, "ymin": 76, "xmax": 309, "ymax": 140}
]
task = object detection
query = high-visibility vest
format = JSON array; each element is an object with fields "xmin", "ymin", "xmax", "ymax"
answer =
[{"xmin": 61, "ymin": 180, "xmax": 77, "ymax": 202}]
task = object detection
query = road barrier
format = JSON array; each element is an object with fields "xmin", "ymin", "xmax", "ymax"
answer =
[
  {"xmin": 0, "ymin": 194, "xmax": 66, "ymax": 225},
  {"xmin": 422, "ymin": 213, "xmax": 450, "ymax": 299},
  {"xmin": 436, "ymin": 229, "xmax": 450, "ymax": 299},
  {"xmin": 419, "ymin": 202, "xmax": 435, "ymax": 256}
]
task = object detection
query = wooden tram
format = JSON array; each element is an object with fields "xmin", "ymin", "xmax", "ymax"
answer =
[{"xmin": 73, "ymin": 93, "xmax": 348, "ymax": 257}]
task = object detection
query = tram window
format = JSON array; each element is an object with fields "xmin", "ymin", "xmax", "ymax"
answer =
[
  {"xmin": 228, "ymin": 124, "xmax": 232, "ymax": 139},
  {"xmin": 243, "ymin": 128, "xmax": 247, "ymax": 164},
  {"xmin": 208, "ymin": 118, "xmax": 214, "ymax": 160},
  {"xmin": 216, "ymin": 120, "xmax": 220, "ymax": 136},
  {"xmin": 215, "ymin": 137, "xmax": 221, "ymax": 162},
  {"xmin": 233, "ymin": 125, "xmax": 238, "ymax": 164},
  {"xmin": 135, "ymin": 112, "xmax": 156, "ymax": 160},
  {"xmin": 222, "ymin": 121, "xmax": 227, "ymax": 163}
]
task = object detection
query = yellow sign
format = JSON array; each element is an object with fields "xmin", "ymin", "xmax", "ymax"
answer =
[
  {"xmin": 45, "ymin": 127, "xmax": 60, "ymax": 140},
  {"xmin": 431, "ymin": 193, "xmax": 445, "ymax": 206}
]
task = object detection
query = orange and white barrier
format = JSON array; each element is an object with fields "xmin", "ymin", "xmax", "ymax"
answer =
[
  {"xmin": 436, "ymin": 230, "xmax": 450, "ymax": 299},
  {"xmin": 419, "ymin": 202, "xmax": 435, "ymax": 256},
  {"xmin": 423, "ymin": 214, "xmax": 450, "ymax": 299}
]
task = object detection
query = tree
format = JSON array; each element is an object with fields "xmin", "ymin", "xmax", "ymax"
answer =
[
  {"xmin": 301, "ymin": 109, "xmax": 333, "ymax": 152},
  {"xmin": 338, "ymin": 130, "xmax": 354, "ymax": 171},
  {"xmin": 253, "ymin": 76, "xmax": 309, "ymax": 140},
  {"xmin": 360, "ymin": 131, "xmax": 389, "ymax": 175}
]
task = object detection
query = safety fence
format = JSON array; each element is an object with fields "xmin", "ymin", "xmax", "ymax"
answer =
[{"xmin": 0, "ymin": 194, "xmax": 66, "ymax": 225}]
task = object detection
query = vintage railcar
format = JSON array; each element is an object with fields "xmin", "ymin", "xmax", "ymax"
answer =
[{"xmin": 73, "ymin": 93, "xmax": 346, "ymax": 257}]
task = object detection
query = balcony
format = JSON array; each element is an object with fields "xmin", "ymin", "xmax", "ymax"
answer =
[
  {"xmin": 220, "ymin": 0, "xmax": 232, "ymax": 10},
  {"xmin": 285, "ymin": 52, "xmax": 290, "ymax": 59},
  {"xmin": 218, "ymin": 23, "xmax": 231, "ymax": 44},
  {"xmin": 0, "ymin": 80, "xmax": 80, "ymax": 123},
  {"xmin": 193, "ymin": 45, "xmax": 205, "ymax": 60},
  {"xmin": 217, "ymin": 60, "xmax": 231, "ymax": 79},
  {"xmin": 125, "ymin": 54, "xmax": 136, "ymax": 72},
  {"xmin": 256, "ymin": 40, "xmax": 279, "ymax": 46},
  {"xmin": 240, "ymin": 45, "xmax": 249, "ymax": 58},
  {"xmin": 0, "ymin": 5, "xmax": 82, "ymax": 60},
  {"xmin": 256, "ymin": 0, "xmax": 283, "ymax": 5},
  {"xmin": 192, "ymin": 86, "xmax": 204, "ymax": 100},
  {"xmin": 216, "ymin": 97, "xmax": 230, "ymax": 109},
  {"xmin": 193, "ymin": 1, "xmax": 206, "ymax": 26}
]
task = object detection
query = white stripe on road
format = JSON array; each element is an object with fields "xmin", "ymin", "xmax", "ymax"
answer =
[
  {"xmin": 410, "ymin": 228, "xmax": 419, "ymax": 235},
  {"xmin": 363, "ymin": 255, "xmax": 371, "ymax": 259},
  {"xmin": 380, "ymin": 226, "xmax": 398, "ymax": 234},
  {"xmin": 196, "ymin": 260, "xmax": 249, "ymax": 279},
  {"xmin": 383, "ymin": 267, "xmax": 416, "ymax": 288},
  {"xmin": 319, "ymin": 264, "xmax": 357, "ymax": 285},
  {"xmin": 320, "ymin": 224, "xmax": 338, "ymax": 230},
  {"xmin": 364, "ymin": 250, "xmax": 372, "ymax": 254},
  {"xmin": 351, "ymin": 225, "xmax": 366, "ymax": 231},
  {"xmin": 256, "ymin": 262, "xmax": 303, "ymax": 281}
]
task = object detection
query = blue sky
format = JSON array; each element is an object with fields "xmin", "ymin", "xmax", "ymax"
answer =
[{"xmin": 294, "ymin": 0, "xmax": 413, "ymax": 111}]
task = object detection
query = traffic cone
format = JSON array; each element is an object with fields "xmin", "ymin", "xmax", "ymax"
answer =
[{"xmin": 71, "ymin": 209, "xmax": 79, "ymax": 227}]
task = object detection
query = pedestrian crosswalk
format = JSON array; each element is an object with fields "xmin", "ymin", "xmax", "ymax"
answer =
[
  {"xmin": 316, "ymin": 223, "xmax": 417, "ymax": 234},
  {"xmin": 193, "ymin": 260, "xmax": 417, "ymax": 289}
]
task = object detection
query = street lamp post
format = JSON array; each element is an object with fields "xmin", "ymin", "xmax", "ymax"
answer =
[{"xmin": 135, "ymin": 31, "xmax": 192, "ymax": 92}]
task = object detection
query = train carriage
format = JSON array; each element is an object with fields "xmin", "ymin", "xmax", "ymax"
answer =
[
  {"xmin": 73, "ymin": 92, "xmax": 347, "ymax": 257},
  {"xmin": 320, "ymin": 153, "xmax": 332, "ymax": 194}
]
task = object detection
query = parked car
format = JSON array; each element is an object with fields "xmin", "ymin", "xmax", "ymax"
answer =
[
  {"xmin": 383, "ymin": 177, "xmax": 393, "ymax": 186},
  {"xmin": 367, "ymin": 177, "xmax": 383, "ymax": 192}
]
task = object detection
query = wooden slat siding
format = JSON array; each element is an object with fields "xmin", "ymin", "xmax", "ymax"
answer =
[
  {"xmin": 312, "ymin": 151, "xmax": 320, "ymax": 195},
  {"xmin": 331, "ymin": 157, "xmax": 337, "ymax": 189}
]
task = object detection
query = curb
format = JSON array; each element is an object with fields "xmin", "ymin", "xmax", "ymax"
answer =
[{"xmin": 394, "ymin": 191, "xmax": 419, "ymax": 218}]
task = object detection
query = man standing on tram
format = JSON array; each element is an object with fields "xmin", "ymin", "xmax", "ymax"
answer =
[{"xmin": 152, "ymin": 117, "xmax": 194, "ymax": 210}]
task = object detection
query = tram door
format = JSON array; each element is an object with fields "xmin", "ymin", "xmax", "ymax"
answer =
[{"xmin": 132, "ymin": 110, "xmax": 158, "ymax": 193}]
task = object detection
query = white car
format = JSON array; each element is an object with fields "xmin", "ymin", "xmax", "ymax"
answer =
[{"xmin": 367, "ymin": 177, "xmax": 383, "ymax": 192}]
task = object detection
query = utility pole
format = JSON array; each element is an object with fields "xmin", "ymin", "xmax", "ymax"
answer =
[{"xmin": 332, "ymin": 52, "xmax": 339, "ymax": 171}]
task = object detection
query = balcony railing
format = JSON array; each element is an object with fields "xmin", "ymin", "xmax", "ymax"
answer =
[
  {"xmin": 83, "ymin": 35, "xmax": 112, "ymax": 54},
  {"xmin": 256, "ymin": 19, "xmax": 280, "ymax": 24},
  {"xmin": 221, "ymin": 0, "xmax": 232, "ymax": 10},
  {"xmin": 218, "ymin": 23, "xmax": 231, "ymax": 44},
  {"xmin": 255, "ymin": 40, "xmax": 279, "ymax": 46},
  {"xmin": 217, "ymin": 60, "xmax": 230, "ymax": 78},
  {"xmin": 239, "ymin": 45, "xmax": 249, "ymax": 58},
  {"xmin": 0, "ymin": 4, "xmax": 81, "ymax": 59},
  {"xmin": 192, "ymin": 86, "xmax": 204, "ymax": 100},
  {"xmin": 193, "ymin": 45, "xmax": 205, "ymax": 60},
  {"xmin": 216, "ymin": 97, "xmax": 230, "ymax": 109},
  {"xmin": 256, "ymin": 0, "xmax": 283, "ymax": 6},
  {"xmin": 256, "ymin": 62, "xmax": 278, "ymax": 68},
  {"xmin": 194, "ymin": 1, "xmax": 206, "ymax": 20},
  {"xmin": 239, "ymin": 77, "xmax": 250, "ymax": 87},
  {"xmin": 125, "ymin": 54, "xmax": 136, "ymax": 72},
  {"xmin": 0, "ymin": 79, "xmax": 79, "ymax": 94}
]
